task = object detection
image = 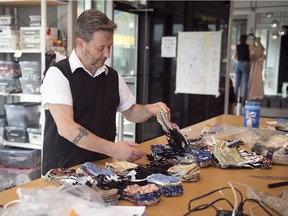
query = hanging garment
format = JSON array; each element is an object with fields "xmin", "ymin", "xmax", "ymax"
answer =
[{"xmin": 247, "ymin": 45, "xmax": 265, "ymax": 100}]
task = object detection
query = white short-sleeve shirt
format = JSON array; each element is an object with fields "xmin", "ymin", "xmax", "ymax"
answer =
[{"xmin": 40, "ymin": 50, "xmax": 135, "ymax": 113}]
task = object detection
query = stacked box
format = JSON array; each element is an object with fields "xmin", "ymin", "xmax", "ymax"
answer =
[
  {"xmin": 0, "ymin": 147, "xmax": 41, "ymax": 188},
  {"xmin": 0, "ymin": 15, "xmax": 13, "ymax": 25},
  {"xmin": 29, "ymin": 15, "xmax": 41, "ymax": 27},
  {"xmin": 20, "ymin": 27, "xmax": 40, "ymax": 50},
  {"xmin": 19, "ymin": 78, "xmax": 41, "ymax": 94},
  {"xmin": 26, "ymin": 126, "xmax": 42, "ymax": 145},
  {"xmin": 4, "ymin": 102, "xmax": 41, "ymax": 128},
  {"xmin": 19, "ymin": 60, "xmax": 41, "ymax": 94},
  {"xmin": 0, "ymin": 147, "xmax": 41, "ymax": 168},
  {"xmin": 0, "ymin": 34, "xmax": 18, "ymax": 50},
  {"xmin": 0, "ymin": 61, "xmax": 21, "ymax": 78},
  {"xmin": 4, "ymin": 126, "xmax": 29, "ymax": 143},
  {"xmin": 4, "ymin": 102, "xmax": 41, "ymax": 146},
  {"xmin": 19, "ymin": 61, "xmax": 40, "ymax": 80},
  {"xmin": 0, "ymin": 61, "xmax": 21, "ymax": 93},
  {"xmin": 0, "ymin": 15, "xmax": 19, "ymax": 50},
  {"xmin": 0, "ymin": 166, "xmax": 41, "ymax": 187},
  {"xmin": 0, "ymin": 77, "xmax": 21, "ymax": 93}
]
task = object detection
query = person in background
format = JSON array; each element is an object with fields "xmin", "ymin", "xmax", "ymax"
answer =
[
  {"xmin": 40, "ymin": 9, "xmax": 170, "ymax": 175},
  {"xmin": 247, "ymin": 35, "xmax": 265, "ymax": 100},
  {"xmin": 233, "ymin": 34, "xmax": 251, "ymax": 104}
]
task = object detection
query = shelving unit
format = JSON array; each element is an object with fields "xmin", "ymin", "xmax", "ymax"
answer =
[
  {"xmin": 0, "ymin": 0, "xmax": 67, "ymax": 7},
  {"xmin": 3, "ymin": 141, "xmax": 41, "ymax": 150},
  {"xmin": 0, "ymin": 0, "xmax": 68, "ymax": 149}
]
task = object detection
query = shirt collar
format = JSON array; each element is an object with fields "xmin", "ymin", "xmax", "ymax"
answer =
[{"xmin": 69, "ymin": 49, "xmax": 108, "ymax": 77}]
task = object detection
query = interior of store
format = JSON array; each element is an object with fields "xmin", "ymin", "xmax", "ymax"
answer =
[
  {"xmin": 0, "ymin": 0, "xmax": 288, "ymax": 144},
  {"xmin": 0, "ymin": 0, "xmax": 287, "ymax": 205},
  {"xmin": 0, "ymin": 0, "xmax": 287, "ymax": 144}
]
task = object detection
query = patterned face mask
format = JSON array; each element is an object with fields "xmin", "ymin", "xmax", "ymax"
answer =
[{"xmin": 155, "ymin": 106, "xmax": 188, "ymax": 152}]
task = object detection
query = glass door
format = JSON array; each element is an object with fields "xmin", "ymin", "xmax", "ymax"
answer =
[{"xmin": 113, "ymin": 10, "xmax": 138, "ymax": 142}]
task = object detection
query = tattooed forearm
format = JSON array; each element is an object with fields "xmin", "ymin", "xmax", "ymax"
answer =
[{"xmin": 72, "ymin": 127, "xmax": 89, "ymax": 145}]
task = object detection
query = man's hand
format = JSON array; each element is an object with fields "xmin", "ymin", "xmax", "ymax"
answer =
[{"xmin": 109, "ymin": 141, "xmax": 146, "ymax": 162}]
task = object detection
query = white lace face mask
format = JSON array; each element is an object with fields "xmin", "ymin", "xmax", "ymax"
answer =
[{"xmin": 246, "ymin": 35, "xmax": 255, "ymax": 45}]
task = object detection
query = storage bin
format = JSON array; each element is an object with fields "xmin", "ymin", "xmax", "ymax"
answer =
[
  {"xmin": 0, "ymin": 15, "xmax": 13, "ymax": 25},
  {"xmin": 0, "ymin": 77, "xmax": 21, "ymax": 93},
  {"xmin": 269, "ymin": 96, "xmax": 282, "ymax": 108},
  {"xmin": 20, "ymin": 27, "xmax": 40, "ymax": 37},
  {"xmin": 0, "ymin": 61, "xmax": 21, "ymax": 78},
  {"xmin": 4, "ymin": 126, "xmax": 29, "ymax": 143},
  {"xmin": 19, "ymin": 61, "xmax": 40, "ymax": 79},
  {"xmin": 0, "ymin": 147, "xmax": 40, "ymax": 168},
  {"xmin": 21, "ymin": 42, "xmax": 41, "ymax": 50},
  {"xmin": 4, "ymin": 102, "xmax": 41, "ymax": 127},
  {"xmin": 0, "ymin": 27, "xmax": 17, "ymax": 36},
  {"xmin": 20, "ymin": 78, "xmax": 41, "ymax": 94},
  {"xmin": 20, "ymin": 27, "xmax": 40, "ymax": 50},
  {"xmin": 29, "ymin": 15, "xmax": 41, "ymax": 23},
  {"xmin": 27, "ymin": 126, "xmax": 42, "ymax": 145},
  {"xmin": 29, "ymin": 15, "xmax": 41, "ymax": 27},
  {"xmin": 0, "ymin": 165, "xmax": 41, "ymax": 187},
  {"xmin": 0, "ymin": 115, "xmax": 7, "ymax": 145},
  {"xmin": 282, "ymin": 98, "xmax": 288, "ymax": 109},
  {"xmin": 0, "ymin": 34, "xmax": 19, "ymax": 50}
]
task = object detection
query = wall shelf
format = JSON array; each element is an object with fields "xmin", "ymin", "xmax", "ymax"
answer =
[
  {"xmin": 0, "ymin": 0, "xmax": 67, "ymax": 7},
  {"xmin": 0, "ymin": 93, "xmax": 42, "ymax": 101},
  {"xmin": 0, "ymin": 50, "xmax": 41, "ymax": 54},
  {"xmin": 3, "ymin": 140, "xmax": 42, "ymax": 150}
]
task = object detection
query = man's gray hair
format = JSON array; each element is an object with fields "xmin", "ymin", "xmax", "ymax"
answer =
[{"xmin": 76, "ymin": 9, "xmax": 117, "ymax": 42}]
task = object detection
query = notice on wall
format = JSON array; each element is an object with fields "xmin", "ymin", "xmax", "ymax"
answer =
[
  {"xmin": 161, "ymin": 36, "xmax": 177, "ymax": 58},
  {"xmin": 175, "ymin": 31, "xmax": 222, "ymax": 96}
]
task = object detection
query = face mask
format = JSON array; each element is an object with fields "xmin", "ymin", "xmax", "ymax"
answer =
[{"xmin": 246, "ymin": 35, "xmax": 255, "ymax": 45}]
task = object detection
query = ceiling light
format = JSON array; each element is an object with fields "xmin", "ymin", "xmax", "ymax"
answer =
[
  {"xmin": 271, "ymin": 31, "xmax": 279, "ymax": 39},
  {"xmin": 279, "ymin": 28, "xmax": 287, "ymax": 36},
  {"xmin": 266, "ymin": 12, "xmax": 273, "ymax": 18},
  {"xmin": 271, "ymin": 19, "xmax": 279, "ymax": 28}
]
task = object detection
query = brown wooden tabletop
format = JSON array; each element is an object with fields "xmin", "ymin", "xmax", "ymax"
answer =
[{"xmin": 0, "ymin": 114, "xmax": 287, "ymax": 215}]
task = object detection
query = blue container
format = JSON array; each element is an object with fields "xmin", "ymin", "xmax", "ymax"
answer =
[{"xmin": 244, "ymin": 101, "xmax": 261, "ymax": 128}]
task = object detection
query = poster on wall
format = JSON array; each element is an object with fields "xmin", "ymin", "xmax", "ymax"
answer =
[{"xmin": 175, "ymin": 31, "xmax": 222, "ymax": 96}]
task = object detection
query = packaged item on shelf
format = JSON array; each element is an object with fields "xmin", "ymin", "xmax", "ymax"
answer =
[
  {"xmin": 4, "ymin": 126, "xmax": 29, "ymax": 143},
  {"xmin": 29, "ymin": 15, "xmax": 41, "ymax": 27},
  {"xmin": 0, "ymin": 165, "xmax": 41, "ymax": 187},
  {"xmin": 0, "ymin": 34, "xmax": 19, "ymax": 50},
  {"xmin": 0, "ymin": 15, "xmax": 14, "ymax": 25},
  {"xmin": 26, "ymin": 126, "xmax": 42, "ymax": 145},
  {"xmin": 4, "ymin": 102, "xmax": 41, "ymax": 127},
  {"xmin": 19, "ymin": 78, "xmax": 41, "ymax": 94},
  {"xmin": 0, "ymin": 146, "xmax": 41, "ymax": 168},
  {"xmin": 20, "ymin": 27, "xmax": 41, "ymax": 50},
  {"xmin": 0, "ymin": 77, "xmax": 21, "ymax": 93},
  {"xmin": 0, "ymin": 25, "xmax": 18, "ymax": 36},
  {"xmin": 0, "ymin": 61, "xmax": 21, "ymax": 78},
  {"xmin": 19, "ymin": 61, "xmax": 40, "ymax": 80}
]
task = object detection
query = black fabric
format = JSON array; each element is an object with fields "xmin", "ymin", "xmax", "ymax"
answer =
[
  {"xmin": 236, "ymin": 44, "xmax": 250, "ymax": 61},
  {"xmin": 42, "ymin": 58, "xmax": 120, "ymax": 175}
]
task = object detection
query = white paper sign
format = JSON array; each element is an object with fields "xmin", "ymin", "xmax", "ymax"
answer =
[
  {"xmin": 175, "ymin": 31, "xmax": 222, "ymax": 96},
  {"xmin": 161, "ymin": 36, "xmax": 177, "ymax": 58}
]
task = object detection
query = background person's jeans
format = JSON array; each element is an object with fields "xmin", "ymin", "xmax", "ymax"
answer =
[{"xmin": 234, "ymin": 61, "xmax": 250, "ymax": 103}]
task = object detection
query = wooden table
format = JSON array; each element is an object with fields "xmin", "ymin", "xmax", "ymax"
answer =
[{"xmin": 0, "ymin": 114, "xmax": 287, "ymax": 215}]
